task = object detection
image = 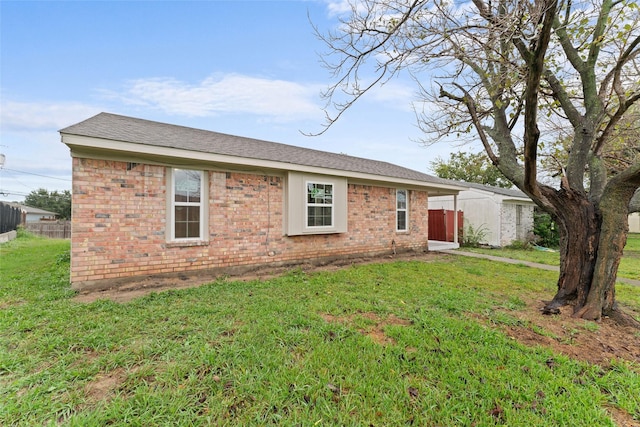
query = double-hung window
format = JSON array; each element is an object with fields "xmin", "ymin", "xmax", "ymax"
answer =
[
  {"xmin": 171, "ymin": 168, "xmax": 205, "ymax": 241},
  {"xmin": 286, "ymin": 172, "xmax": 347, "ymax": 235},
  {"xmin": 396, "ymin": 189, "xmax": 408, "ymax": 232},
  {"xmin": 307, "ymin": 182, "xmax": 333, "ymax": 227}
]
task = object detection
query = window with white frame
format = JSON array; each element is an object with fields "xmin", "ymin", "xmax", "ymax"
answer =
[
  {"xmin": 396, "ymin": 189, "xmax": 408, "ymax": 231},
  {"xmin": 306, "ymin": 182, "xmax": 333, "ymax": 227},
  {"xmin": 170, "ymin": 168, "xmax": 205, "ymax": 240},
  {"xmin": 286, "ymin": 172, "xmax": 347, "ymax": 235}
]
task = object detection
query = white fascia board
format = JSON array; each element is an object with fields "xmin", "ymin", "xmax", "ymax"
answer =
[
  {"xmin": 465, "ymin": 186, "xmax": 533, "ymax": 203},
  {"xmin": 62, "ymin": 134, "xmax": 465, "ymax": 194},
  {"xmin": 502, "ymin": 197, "xmax": 536, "ymax": 204},
  {"xmin": 464, "ymin": 187, "xmax": 494, "ymax": 195},
  {"xmin": 493, "ymin": 192, "xmax": 534, "ymax": 204}
]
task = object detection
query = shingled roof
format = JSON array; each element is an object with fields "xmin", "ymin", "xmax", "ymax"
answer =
[
  {"xmin": 463, "ymin": 182, "xmax": 532, "ymax": 200},
  {"xmin": 60, "ymin": 112, "xmax": 461, "ymax": 189}
]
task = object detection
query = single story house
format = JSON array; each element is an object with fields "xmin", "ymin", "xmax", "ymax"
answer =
[
  {"xmin": 61, "ymin": 113, "xmax": 466, "ymax": 291},
  {"xmin": 429, "ymin": 182, "xmax": 536, "ymax": 247},
  {"xmin": 7, "ymin": 203, "xmax": 58, "ymax": 223}
]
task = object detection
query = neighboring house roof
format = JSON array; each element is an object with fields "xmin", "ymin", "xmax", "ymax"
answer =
[
  {"xmin": 462, "ymin": 182, "xmax": 534, "ymax": 202},
  {"xmin": 60, "ymin": 113, "xmax": 465, "ymax": 195},
  {"xmin": 6, "ymin": 203, "xmax": 58, "ymax": 216}
]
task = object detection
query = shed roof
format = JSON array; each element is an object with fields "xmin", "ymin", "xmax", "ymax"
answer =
[
  {"xmin": 463, "ymin": 182, "xmax": 532, "ymax": 200},
  {"xmin": 60, "ymin": 113, "xmax": 463, "ymax": 192}
]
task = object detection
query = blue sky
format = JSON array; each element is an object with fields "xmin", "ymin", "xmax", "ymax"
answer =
[{"xmin": 0, "ymin": 0, "xmax": 456, "ymax": 203}]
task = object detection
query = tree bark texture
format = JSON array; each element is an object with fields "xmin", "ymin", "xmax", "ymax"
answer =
[
  {"xmin": 541, "ymin": 190, "xmax": 600, "ymax": 314},
  {"xmin": 576, "ymin": 164, "xmax": 640, "ymax": 323},
  {"xmin": 542, "ymin": 164, "xmax": 640, "ymax": 322}
]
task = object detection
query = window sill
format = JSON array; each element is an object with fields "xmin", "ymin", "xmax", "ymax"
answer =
[
  {"xmin": 166, "ymin": 240, "xmax": 209, "ymax": 248},
  {"xmin": 290, "ymin": 228, "xmax": 345, "ymax": 236}
]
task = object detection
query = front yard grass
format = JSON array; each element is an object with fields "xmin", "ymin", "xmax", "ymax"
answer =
[
  {"xmin": 461, "ymin": 233, "xmax": 640, "ymax": 281},
  {"xmin": 1, "ymin": 232, "xmax": 639, "ymax": 426}
]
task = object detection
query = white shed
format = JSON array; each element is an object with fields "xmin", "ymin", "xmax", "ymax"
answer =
[
  {"xmin": 429, "ymin": 183, "xmax": 535, "ymax": 247},
  {"xmin": 629, "ymin": 213, "xmax": 640, "ymax": 233}
]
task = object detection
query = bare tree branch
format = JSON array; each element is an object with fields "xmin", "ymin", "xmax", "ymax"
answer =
[{"xmin": 523, "ymin": 0, "xmax": 558, "ymax": 198}]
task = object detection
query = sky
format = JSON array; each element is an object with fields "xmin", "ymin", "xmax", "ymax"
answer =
[{"xmin": 0, "ymin": 0, "xmax": 460, "ymax": 203}]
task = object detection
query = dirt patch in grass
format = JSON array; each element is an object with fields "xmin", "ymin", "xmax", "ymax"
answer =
[
  {"xmin": 487, "ymin": 297, "xmax": 640, "ymax": 368},
  {"xmin": 322, "ymin": 306, "xmax": 640, "ymax": 425},
  {"xmin": 73, "ymin": 251, "xmax": 443, "ymax": 304},
  {"xmin": 606, "ymin": 405, "xmax": 640, "ymax": 427},
  {"xmin": 84, "ymin": 367, "xmax": 128, "ymax": 403},
  {"xmin": 321, "ymin": 312, "xmax": 412, "ymax": 345},
  {"xmin": 498, "ymin": 310, "xmax": 640, "ymax": 425}
]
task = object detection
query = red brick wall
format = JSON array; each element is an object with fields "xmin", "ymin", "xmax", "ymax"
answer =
[{"xmin": 71, "ymin": 158, "xmax": 429, "ymax": 288}]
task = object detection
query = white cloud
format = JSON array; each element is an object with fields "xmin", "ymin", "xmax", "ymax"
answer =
[
  {"xmin": 367, "ymin": 80, "xmax": 415, "ymax": 111},
  {"xmin": 0, "ymin": 100, "xmax": 101, "ymax": 131},
  {"xmin": 324, "ymin": 0, "xmax": 354, "ymax": 17},
  {"xmin": 0, "ymin": 124, "xmax": 74, "ymax": 201},
  {"xmin": 105, "ymin": 73, "xmax": 325, "ymax": 122}
]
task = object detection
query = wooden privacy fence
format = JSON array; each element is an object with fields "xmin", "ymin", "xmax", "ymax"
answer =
[
  {"xmin": 0, "ymin": 202, "xmax": 22, "ymax": 233},
  {"xmin": 25, "ymin": 221, "xmax": 71, "ymax": 239},
  {"xmin": 428, "ymin": 209, "xmax": 463, "ymax": 242}
]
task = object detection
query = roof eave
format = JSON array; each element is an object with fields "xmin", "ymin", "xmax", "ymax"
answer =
[{"xmin": 62, "ymin": 133, "xmax": 465, "ymax": 195}]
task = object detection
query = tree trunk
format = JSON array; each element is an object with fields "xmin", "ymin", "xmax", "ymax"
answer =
[
  {"xmin": 575, "ymin": 194, "xmax": 626, "ymax": 321},
  {"xmin": 542, "ymin": 166, "xmax": 640, "ymax": 325},
  {"xmin": 542, "ymin": 189, "xmax": 600, "ymax": 314},
  {"xmin": 575, "ymin": 164, "xmax": 640, "ymax": 324}
]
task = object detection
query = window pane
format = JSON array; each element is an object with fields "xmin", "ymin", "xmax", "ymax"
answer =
[
  {"xmin": 187, "ymin": 206, "xmax": 200, "ymax": 222},
  {"xmin": 323, "ymin": 185, "xmax": 333, "ymax": 203},
  {"xmin": 307, "ymin": 183, "xmax": 317, "ymax": 203},
  {"xmin": 186, "ymin": 221, "xmax": 200, "ymax": 238},
  {"xmin": 175, "ymin": 206, "xmax": 187, "ymax": 221},
  {"xmin": 397, "ymin": 211, "xmax": 407, "ymax": 231},
  {"xmin": 307, "ymin": 207, "xmax": 316, "ymax": 226},
  {"xmin": 175, "ymin": 221, "xmax": 188, "ymax": 239},
  {"xmin": 175, "ymin": 192, "xmax": 188, "ymax": 203},
  {"xmin": 397, "ymin": 190, "xmax": 407, "ymax": 209},
  {"xmin": 308, "ymin": 206, "xmax": 332, "ymax": 227},
  {"xmin": 174, "ymin": 169, "xmax": 201, "ymax": 203},
  {"xmin": 324, "ymin": 193, "xmax": 333, "ymax": 204},
  {"xmin": 308, "ymin": 183, "xmax": 333, "ymax": 204},
  {"xmin": 174, "ymin": 207, "xmax": 200, "ymax": 238}
]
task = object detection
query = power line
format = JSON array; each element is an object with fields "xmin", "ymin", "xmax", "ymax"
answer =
[
  {"xmin": 0, "ymin": 168, "xmax": 71, "ymax": 182},
  {"xmin": 0, "ymin": 189, "xmax": 30, "ymax": 197}
]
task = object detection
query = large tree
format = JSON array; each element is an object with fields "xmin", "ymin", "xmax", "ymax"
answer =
[
  {"xmin": 430, "ymin": 151, "xmax": 512, "ymax": 187},
  {"xmin": 318, "ymin": 0, "xmax": 640, "ymax": 323},
  {"xmin": 24, "ymin": 188, "xmax": 72, "ymax": 220}
]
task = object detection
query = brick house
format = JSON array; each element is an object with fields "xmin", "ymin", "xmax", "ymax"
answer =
[{"xmin": 61, "ymin": 113, "xmax": 464, "ymax": 291}]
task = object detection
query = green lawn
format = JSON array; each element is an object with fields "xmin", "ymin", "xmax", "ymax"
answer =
[
  {"xmin": 461, "ymin": 233, "xmax": 640, "ymax": 281},
  {"xmin": 1, "ymin": 232, "xmax": 639, "ymax": 426}
]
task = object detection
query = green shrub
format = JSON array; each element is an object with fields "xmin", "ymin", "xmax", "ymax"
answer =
[
  {"xmin": 461, "ymin": 223, "xmax": 488, "ymax": 247},
  {"xmin": 16, "ymin": 226, "xmax": 32, "ymax": 239},
  {"xmin": 533, "ymin": 210, "xmax": 559, "ymax": 248}
]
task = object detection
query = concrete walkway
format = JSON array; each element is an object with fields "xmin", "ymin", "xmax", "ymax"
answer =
[{"xmin": 438, "ymin": 249, "xmax": 640, "ymax": 287}]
